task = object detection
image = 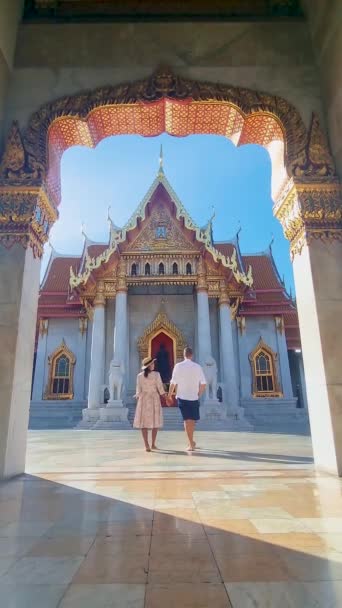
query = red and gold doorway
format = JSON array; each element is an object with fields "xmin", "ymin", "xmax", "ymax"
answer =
[
  {"xmin": 137, "ymin": 311, "xmax": 186, "ymax": 406},
  {"xmin": 151, "ymin": 331, "xmax": 175, "ymax": 406}
]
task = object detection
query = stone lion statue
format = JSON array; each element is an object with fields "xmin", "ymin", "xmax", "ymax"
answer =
[
  {"xmin": 108, "ymin": 358, "xmax": 125, "ymax": 401},
  {"xmin": 203, "ymin": 355, "xmax": 218, "ymax": 401}
]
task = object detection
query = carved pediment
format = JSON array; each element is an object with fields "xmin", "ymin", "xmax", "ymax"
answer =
[{"xmin": 126, "ymin": 202, "xmax": 198, "ymax": 253}]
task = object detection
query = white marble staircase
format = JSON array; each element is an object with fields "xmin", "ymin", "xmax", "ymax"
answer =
[
  {"xmin": 127, "ymin": 401, "xmax": 253, "ymax": 431},
  {"xmin": 241, "ymin": 398, "xmax": 310, "ymax": 434}
]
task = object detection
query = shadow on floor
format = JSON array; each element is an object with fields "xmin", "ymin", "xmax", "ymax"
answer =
[
  {"xmin": 0, "ymin": 470, "xmax": 340, "ymax": 607},
  {"xmin": 152, "ymin": 447, "xmax": 314, "ymax": 465}
]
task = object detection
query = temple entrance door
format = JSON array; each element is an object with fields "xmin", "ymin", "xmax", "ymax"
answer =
[{"xmin": 151, "ymin": 331, "xmax": 176, "ymax": 406}]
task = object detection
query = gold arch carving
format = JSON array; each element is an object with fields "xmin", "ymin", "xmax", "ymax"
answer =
[
  {"xmin": 248, "ymin": 338, "xmax": 282, "ymax": 398},
  {"xmin": 44, "ymin": 339, "xmax": 76, "ymax": 400},
  {"xmin": 1, "ymin": 66, "xmax": 319, "ymax": 204},
  {"xmin": 137, "ymin": 311, "xmax": 186, "ymax": 362},
  {"xmin": 0, "ymin": 67, "xmax": 340, "ymax": 262}
]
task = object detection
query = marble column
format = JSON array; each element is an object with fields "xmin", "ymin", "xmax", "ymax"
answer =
[
  {"xmin": 32, "ymin": 320, "xmax": 49, "ymax": 401},
  {"xmin": 0, "ymin": 244, "xmax": 41, "ymax": 479},
  {"xmin": 196, "ymin": 257, "xmax": 212, "ymax": 365},
  {"xmin": 196, "ymin": 289, "xmax": 212, "ymax": 365},
  {"xmin": 113, "ymin": 291, "xmax": 128, "ymax": 369},
  {"xmin": 298, "ymin": 353, "xmax": 308, "ymax": 410},
  {"xmin": 292, "ymin": 238, "xmax": 342, "ymax": 475},
  {"xmin": 74, "ymin": 318, "xmax": 88, "ymax": 401},
  {"xmin": 0, "ymin": 179, "xmax": 56, "ymax": 479},
  {"xmin": 87, "ymin": 290, "xmax": 105, "ymax": 409},
  {"xmin": 275, "ymin": 317, "xmax": 294, "ymax": 399},
  {"xmin": 274, "ymin": 177, "xmax": 342, "ymax": 475},
  {"xmin": 98, "ymin": 259, "xmax": 129, "ymax": 426},
  {"xmin": 219, "ymin": 287, "xmax": 239, "ymax": 408}
]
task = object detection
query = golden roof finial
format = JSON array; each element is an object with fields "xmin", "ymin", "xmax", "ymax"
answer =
[{"xmin": 158, "ymin": 144, "xmax": 164, "ymax": 178}]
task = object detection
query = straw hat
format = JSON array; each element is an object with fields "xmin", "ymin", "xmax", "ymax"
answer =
[{"xmin": 141, "ymin": 356, "xmax": 156, "ymax": 370}]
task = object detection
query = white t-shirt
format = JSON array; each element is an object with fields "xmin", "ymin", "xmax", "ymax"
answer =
[{"xmin": 171, "ymin": 359, "xmax": 206, "ymax": 401}]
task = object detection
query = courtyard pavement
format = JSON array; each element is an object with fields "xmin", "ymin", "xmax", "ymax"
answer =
[{"xmin": 0, "ymin": 430, "xmax": 342, "ymax": 606}]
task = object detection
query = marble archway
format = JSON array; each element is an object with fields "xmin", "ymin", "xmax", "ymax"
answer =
[{"xmin": 0, "ymin": 67, "xmax": 342, "ymax": 477}]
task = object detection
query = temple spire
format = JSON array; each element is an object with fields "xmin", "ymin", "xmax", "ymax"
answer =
[{"xmin": 158, "ymin": 144, "xmax": 164, "ymax": 178}]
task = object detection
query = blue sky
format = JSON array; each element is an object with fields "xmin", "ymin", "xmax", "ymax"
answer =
[{"xmin": 45, "ymin": 133, "xmax": 294, "ymax": 293}]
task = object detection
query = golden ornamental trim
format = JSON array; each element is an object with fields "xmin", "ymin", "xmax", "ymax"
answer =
[
  {"xmin": 39, "ymin": 318, "xmax": 49, "ymax": 337},
  {"xmin": 230, "ymin": 297, "xmax": 242, "ymax": 320},
  {"xmin": 0, "ymin": 187, "xmax": 58, "ymax": 258},
  {"xmin": 79, "ymin": 317, "xmax": 88, "ymax": 337},
  {"xmin": 18, "ymin": 66, "xmax": 310, "ymax": 184},
  {"xmin": 70, "ymin": 174, "xmax": 254, "ymax": 290},
  {"xmin": 275, "ymin": 316, "xmax": 284, "ymax": 335},
  {"xmin": 236, "ymin": 316, "xmax": 246, "ymax": 335},
  {"xmin": 44, "ymin": 339, "xmax": 76, "ymax": 401},
  {"xmin": 249, "ymin": 338, "xmax": 283, "ymax": 398},
  {"xmin": 137, "ymin": 311, "xmax": 186, "ymax": 362},
  {"xmin": 274, "ymin": 179, "xmax": 342, "ymax": 258}
]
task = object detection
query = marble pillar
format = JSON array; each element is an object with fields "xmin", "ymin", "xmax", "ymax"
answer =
[
  {"xmin": 98, "ymin": 263, "xmax": 129, "ymax": 425},
  {"xmin": 113, "ymin": 291, "xmax": 128, "ymax": 370},
  {"xmin": 219, "ymin": 292, "xmax": 239, "ymax": 408},
  {"xmin": 32, "ymin": 320, "xmax": 48, "ymax": 401},
  {"xmin": 0, "ymin": 244, "xmax": 41, "ymax": 479},
  {"xmin": 197, "ymin": 289, "xmax": 212, "ymax": 366},
  {"xmin": 275, "ymin": 317, "xmax": 294, "ymax": 399},
  {"xmin": 74, "ymin": 318, "xmax": 88, "ymax": 401},
  {"xmin": 87, "ymin": 295, "xmax": 105, "ymax": 409},
  {"xmin": 298, "ymin": 353, "xmax": 308, "ymax": 410},
  {"xmin": 293, "ymin": 238, "xmax": 342, "ymax": 475}
]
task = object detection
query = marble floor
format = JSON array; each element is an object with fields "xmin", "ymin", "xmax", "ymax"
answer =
[{"xmin": 1, "ymin": 430, "xmax": 342, "ymax": 607}]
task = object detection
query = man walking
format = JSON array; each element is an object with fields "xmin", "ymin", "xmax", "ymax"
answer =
[{"xmin": 167, "ymin": 347, "xmax": 206, "ymax": 451}]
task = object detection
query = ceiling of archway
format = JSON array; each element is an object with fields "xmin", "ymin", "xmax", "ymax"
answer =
[
  {"xmin": 47, "ymin": 99, "xmax": 284, "ymax": 202},
  {"xmin": 24, "ymin": 0, "xmax": 304, "ymax": 21}
]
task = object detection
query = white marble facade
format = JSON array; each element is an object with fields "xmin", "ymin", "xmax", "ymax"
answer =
[{"xmin": 31, "ymin": 288, "xmax": 306, "ymax": 429}]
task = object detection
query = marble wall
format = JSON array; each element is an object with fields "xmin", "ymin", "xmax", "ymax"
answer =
[
  {"xmin": 302, "ymin": 0, "xmax": 342, "ymax": 179},
  {"xmin": 127, "ymin": 291, "xmax": 196, "ymax": 392},
  {"xmin": 32, "ymin": 317, "xmax": 87, "ymax": 400},
  {"xmin": 32, "ymin": 299, "xmax": 300, "ymax": 408},
  {"xmin": 0, "ymin": 0, "xmax": 22, "ymax": 149},
  {"xmin": 5, "ymin": 19, "xmax": 322, "ymax": 138},
  {"xmin": 237, "ymin": 316, "xmax": 293, "ymax": 399}
]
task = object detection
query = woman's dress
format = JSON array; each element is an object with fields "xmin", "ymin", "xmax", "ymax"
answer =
[{"xmin": 133, "ymin": 371, "xmax": 164, "ymax": 429}]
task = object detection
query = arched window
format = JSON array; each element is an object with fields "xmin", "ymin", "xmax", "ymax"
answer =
[
  {"xmin": 45, "ymin": 340, "xmax": 76, "ymax": 400},
  {"xmin": 159, "ymin": 262, "xmax": 165, "ymax": 275},
  {"xmin": 145, "ymin": 262, "xmax": 151, "ymax": 276},
  {"xmin": 249, "ymin": 339, "xmax": 282, "ymax": 398},
  {"xmin": 172, "ymin": 262, "xmax": 178, "ymax": 275},
  {"xmin": 131, "ymin": 263, "xmax": 137, "ymax": 276},
  {"xmin": 186, "ymin": 262, "xmax": 192, "ymax": 275}
]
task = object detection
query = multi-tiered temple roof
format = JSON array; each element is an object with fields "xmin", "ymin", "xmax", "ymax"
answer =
[{"xmin": 38, "ymin": 167, "xmax": 301, "ymax": 350}]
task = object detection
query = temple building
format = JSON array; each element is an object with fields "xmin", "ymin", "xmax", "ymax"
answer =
[{"xmin": 30, "ymin": 161, "xmax": 308, "ymax": 431}]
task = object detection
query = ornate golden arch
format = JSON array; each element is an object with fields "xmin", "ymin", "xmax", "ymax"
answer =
[
  {"xmin": 137, "ymin": 311, "xmax": 186, "ymax": 362},
  {"xmin": 1, "ymin": 66, "xmax": 328, "ymax": 202},
  {"xmin": 249, "ymin": 338, "xmax": 282, "ymax": 398},
  {"xmin": 44, "ymin": 339, "xmax": 76, "ymax": 400},
  {"xmin": 0, "ymin": 67, "xmax": 339, "ymax": 261}
]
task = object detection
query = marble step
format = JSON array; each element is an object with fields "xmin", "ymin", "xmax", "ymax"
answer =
[{"xmin": 29, "ymin": 401, "xmax": 84, "ymax": 429}]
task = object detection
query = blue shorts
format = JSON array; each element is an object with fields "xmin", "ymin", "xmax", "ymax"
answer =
[{"xmin": 178, "ymin": 398, "xmax": 200, "ymax": 421}]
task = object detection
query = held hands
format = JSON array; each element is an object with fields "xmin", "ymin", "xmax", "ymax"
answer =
[{"xmin": 165, "ymin": 395, "xmax": 173, "ymax": 407}]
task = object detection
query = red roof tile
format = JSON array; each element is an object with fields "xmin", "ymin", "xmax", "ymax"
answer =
[
  {"xmin": 242, "ymin": 254, "xmax": 282, "ymax": 290},
  {"xmin": 87, "ymin": 244, "xmax": 108, "ymax": 258},
  {"xmin": 42, "ymin": 257, "xmax": 81, "ymax": 292},
  {"xmin": 215, "ymin": 242, "xmax": 235, "ymax": 258}
]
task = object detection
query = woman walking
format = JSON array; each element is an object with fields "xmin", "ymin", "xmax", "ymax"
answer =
[{"xmin": 134, "ymin": 356, "xmax": 166, "ymax": 451}]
